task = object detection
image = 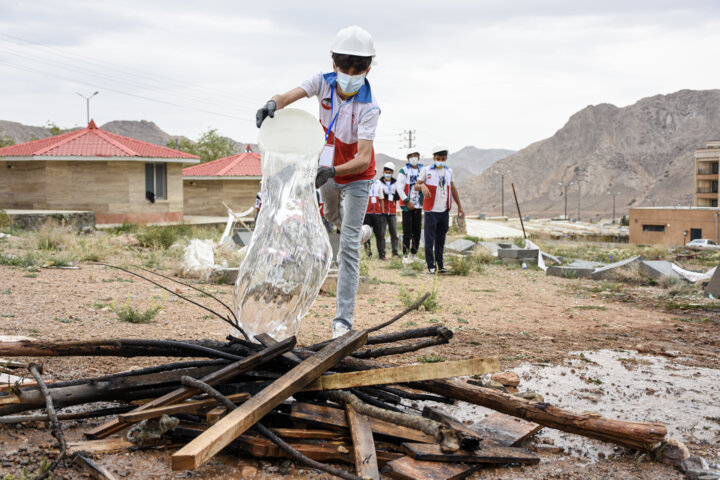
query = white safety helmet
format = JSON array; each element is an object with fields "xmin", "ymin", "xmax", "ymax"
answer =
[
  {"xmin": 331, "ymin": 26, "xmax": 376, "ymax": 57},
  {"xmin": 431, "ymin": 145, "xmax": 449, "ymax": 155},
  {"xmin": 406, "ymin": 149, "xmax": 420, "ymax": 159},
  {"xmin": 383, "ymin": 161, "xmax": 395, "ymax": 172}
]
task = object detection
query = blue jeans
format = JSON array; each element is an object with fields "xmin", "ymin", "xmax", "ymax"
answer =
[
  {"xmin": 320, "ymin": 178, "xmax": 371, "ymax": 330},
  {"xmin": 424, "ymin": 210, "xmax": 449, "ymax": 270}
]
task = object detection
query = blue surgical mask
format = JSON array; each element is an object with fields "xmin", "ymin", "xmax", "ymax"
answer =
[
  {"xmin": 384, "ymin": 173, "xmax": 391, "ymax": 179},
  {"xmin": 408, "ymin": 157, "xmax": 419, "ymax": 167},
  {"xmin": 336, "ymin": 70, "xmax": 366, "ymax": 96},
  {"xmin": 435, "ymin": 161, "xmax": 446, "ymax": 169}
]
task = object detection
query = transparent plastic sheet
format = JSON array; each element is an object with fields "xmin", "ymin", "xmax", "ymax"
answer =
[{"xmin": 233, "ymin": 109, "xmax": 331, "ymax": 340}]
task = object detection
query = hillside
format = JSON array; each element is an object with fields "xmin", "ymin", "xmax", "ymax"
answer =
[{"xmin": 461, "ymin": 89, "xmax": 720, "ymax": 219}]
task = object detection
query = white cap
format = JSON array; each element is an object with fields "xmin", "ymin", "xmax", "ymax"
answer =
[
  {"xmin": 406, "ymin": 148, "xmax": 420, "ymax": 158},
  {"xmin": 331, "ymin": 26, "xmax": 376, "ymax": 57},
  {"xmin": 383, "ymin": 161, "xmax": 395, "ymax": 171},
  {"xmin": 431, "ymin": 145, "xmax": 449, "ymax": 155}
]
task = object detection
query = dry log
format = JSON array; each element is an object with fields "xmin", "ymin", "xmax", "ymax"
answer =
[
  {"xmin": 416, "ymin": 379, "xmax": 667, "ymax": 450},
  {"xmin": 73, "ymin": 455, "xmax": 118, "ymax": 480},
  {"xmin": 171, "ymin": 331, "xmax": 367, "ymax": 471},
  {"xmin": 422, "ymin": 407, "xmax": 483, "ymax": 451},
  {"xmin": 0, "ymin": 339, "xmax": 246, "ymax": 360},
  {"xmin": 28, "ymin": 364, "xmax": 66, "ymax": 480},
  {"xmin": 84, "ymin": 336, "xmax": 296, "ymax": 440}
]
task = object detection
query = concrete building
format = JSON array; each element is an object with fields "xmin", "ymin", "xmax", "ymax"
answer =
[
  {"xmin": 630, "ymin": 207, "xmax": 720, "ymax": 245},
  {"xmin": 0, "ymin": 120, "xmax": 200, "ymax": 224},
  {"xmin": 182, "ymin": 151, "xmax": 261, "ymax": 216},
  {"xmin": 694, "ymin": 140, "xmax": 720, "ymax": 207}
]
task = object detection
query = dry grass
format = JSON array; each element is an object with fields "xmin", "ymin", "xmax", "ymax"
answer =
[{"xmin": 31, "ymin": 222, "xmax": 74, "ymax": 251}]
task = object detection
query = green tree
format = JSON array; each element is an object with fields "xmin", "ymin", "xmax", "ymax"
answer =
[
  {"xmin": 171, "ymin": 129, "xmax": 238, "ymax": 163},
  {"xmin": 0, "ymin": 135, "xmax": 14, "ymax": 148},
  {"xmin": 45, "ymin": 121, "xmax": 67, "ymax": 136}
]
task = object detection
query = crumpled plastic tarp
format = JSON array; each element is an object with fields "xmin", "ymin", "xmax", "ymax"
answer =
[{"xmin": 179, "ymin": 239, "xmax": 216, "ymax": 279}]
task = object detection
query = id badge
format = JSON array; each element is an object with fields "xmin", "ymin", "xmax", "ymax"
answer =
[
  {"xmin": 371, "ymin": 197, "xmax": 377, "ymax": 204},
  {"xmin": 319, "ymin": 144, "xmax": 335, "ymax": 168}
]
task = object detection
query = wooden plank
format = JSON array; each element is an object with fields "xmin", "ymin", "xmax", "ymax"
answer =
[
  {"xmin": 402, "ymin": 442, "xmax": 539, "ymax": 465},
  {"xmin": 382, "ymin": 456, "xmax": 480, "ymax": 480},
  {"xmin": 471, "ymin": 412, "xmax": 542, "ymax": 447},
  {"xmin": 74, "ymin": 455, "xmax": 119, "ymax": 480},
  {"xmin": 67, "ymin": 438, "xmax": 178, "ymax": 455},
  {"xmin": 304, "ymin": 357, "xmax": 499, "ymax": 392},
  {"xmin": 117, "ymin": 393, "xmax": 250, "ymax": 423},
  {"xmin": 418, "ymin": 379, "xmax": 666, "ymax": 450},
  {"xmin": 269, "ymin": 428, "xmax": 347, "ymax": 441},
  {"xmin": 235, "ymin": 434, "xmax": 402, "ymax": 466},
  {"xmin": 291, "ymin": 402, "xmax": 435, "ymax": 444},
  {"xmin": 346, "ymin": 403, "xmax": 380, "ymax": 480},
  {"xmin": 85, "ymin": 336, "xmax": 295, "ymax": 440},
  {"xmin": 206, "ymin": 406, "xmax": 226, "ymax": 425},
  {"xmin": 422, "ymin": 407, "xmax": 483, "ymax": 451},
  {"xmin": 171, "ymin": 330, "xmax": 367, "ymax": 471}
]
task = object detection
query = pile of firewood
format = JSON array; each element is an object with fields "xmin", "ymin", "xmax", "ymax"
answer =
[{"xmin": 0, "ymin": 319, "xmax": 670, "ymax": 479}]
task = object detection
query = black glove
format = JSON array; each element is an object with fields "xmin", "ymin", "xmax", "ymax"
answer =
[
  {"xmin": 315, "ymin": 166, "xmax": 336, "ymax": 188},
  {"xmin": 256, "ymin": 100, "xmax": 277, "ymax": 128}
]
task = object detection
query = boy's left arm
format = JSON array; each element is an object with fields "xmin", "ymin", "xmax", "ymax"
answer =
[
  {"xmin": 451, "ymin": 181, "xmax": 465, "ymax": 218},
  {"xmin": 333, "ymin": 139, "xmax": 373, "ymax": 176}
]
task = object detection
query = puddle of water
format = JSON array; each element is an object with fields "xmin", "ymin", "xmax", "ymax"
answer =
[{"xmin": 429, "ymin": 350, "xmax": 720, "ymax": 461}]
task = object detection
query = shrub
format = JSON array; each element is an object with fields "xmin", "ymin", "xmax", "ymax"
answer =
[
  {"xmin": 112, "ymin": 300, "xmax": 163, "ymax": 324},
  {"xmin": 448, "ymin": 255, "xmax": 472, "ymax": 276},
  {"xmin": 136, "ymin": 227, "xmax": 177, "ymax": 249},
  {"xmin": 399, "ymin": 281, "xmax": 439, "ymax": 312},
  {"xmin": 0, "ymin": 209, "xmax": 12, "ymax": 229},
  {"xmin": 0, "ymin": 251, "xmax": 39, "ymax": 268},
  {"xmin": 32, "ymin": 222, "xmax": 73, "ymax": 250}
]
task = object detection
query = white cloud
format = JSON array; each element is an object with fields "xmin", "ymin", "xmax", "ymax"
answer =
[{"xmin": 1, "ymin": 1, "xmax": 720, "ymax": 158}]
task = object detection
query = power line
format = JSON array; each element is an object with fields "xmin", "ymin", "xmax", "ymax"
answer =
[{"xmin": 401, "ymin": 129, "xmax": 416, "ymax": 149}]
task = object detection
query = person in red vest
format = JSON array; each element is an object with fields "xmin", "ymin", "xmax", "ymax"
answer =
[
  {"xmin": 363, "ymin": 176, "xmax": 386, "ymax": 259},
  {"xmin": 396, "ymin": 149, "xmax": 423, "ymax": 258},
  {"xmin": 379, "ymin": 161, "xmax": 400, "ymax": 257},
  {"xmin": 415, "ymin": 145, "xmax": 465, "ymax": 274}
]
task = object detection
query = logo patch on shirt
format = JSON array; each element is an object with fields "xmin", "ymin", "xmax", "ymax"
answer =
[{"xmin": 321, "ymin": 98, "xmax": 332, "ymax": 110}]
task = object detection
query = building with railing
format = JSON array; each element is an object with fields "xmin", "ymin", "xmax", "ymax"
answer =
[
  {"xmin": 695, "ymin": 141, "xmax": 720, "ymax": 207},
  {"xmin": 629, "ymin": 140, "xmax": 720, "ymax": 245}
]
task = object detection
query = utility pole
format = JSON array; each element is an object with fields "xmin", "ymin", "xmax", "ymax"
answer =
[
  {"xmin": 401, "ymin": 129, "xmax": 416, "ymax": 149},
  {"xmin": 76, "ymin": 91, "xmax": 99, "ymax": 125},
  {"xmin": 562, "ymin": 181, "xmax": 572, "ymax": 220},
  {"xmin": 495, "ymin": 170, "xmax": 505, "ymax": 216},
  {"xmin": 574, "ymin": 166, "xmax": 587, "ymax": 221}
]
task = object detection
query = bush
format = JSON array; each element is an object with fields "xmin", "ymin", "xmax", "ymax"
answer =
[
  {"xmin": 136, "ymin": 227, "xmax": 177, "ymax": 249},
  {"xmin": 32, "ymin": 223, "xmax": 73, "ymax": 250},
  {"xmin": 399, "ymin": 282, "xmax": 439, "ymax": 312},
  {"xmin": 448, "ymin": 255, "xmax": 472, "ymax": 276},
  {"xmin": 112, "ymin": 300, "xmax": 162, "ymax": 324},
  {"xmin": 0, "ymin": 251, "xmax": 39, "ymax": 268},
  {"xmin": 620, "ymin": 215, "xmax": 629, "ymax": 226},
  {"xmin": 107, "ymin": 221, "xmax": 138, "ymax": 234},
  {"xmin": 0, "ymin": 209, "xmax": 12, "ymax": 229}
]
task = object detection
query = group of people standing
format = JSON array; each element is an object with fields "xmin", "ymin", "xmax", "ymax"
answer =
[{"xmin": 363, "ymin": 146, "xmax": 465, "ymax": 274}]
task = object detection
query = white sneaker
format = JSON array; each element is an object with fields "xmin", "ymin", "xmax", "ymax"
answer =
[
  {"xmin": 332, "ymin": 322, "xmax": 351, "ymax": 339},
  {"xmin": 360, "ymin": 225, "xmax": 372, "ymax": 245}
]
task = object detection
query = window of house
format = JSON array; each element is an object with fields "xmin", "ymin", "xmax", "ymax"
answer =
[
  {"xmin": 145, "ymin": 163, "xmax": 167, "ymax": 202},
  {"xmin": 643, "ymin": 224, "xmax": 665, "ymax": 232},
  {"xmin": 713, "ymin": 162, "xmax": 719, "ymax": 174}
]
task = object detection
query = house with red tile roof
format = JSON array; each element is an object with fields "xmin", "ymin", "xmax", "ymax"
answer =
[
  {"xmin": 0, "ymin": 120, "xmax": 200, "ymax": 224},
  {"xmin": 182, "ymin": 150, "xmax": 261, "ymax": 216}
]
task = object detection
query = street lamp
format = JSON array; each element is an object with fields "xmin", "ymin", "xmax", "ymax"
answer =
[
  {"xmin": 495, "ymin": 170, "xmax": 505, "ymax": 217},
  {"xmin": 76, "ymin": 91, "xmax": 99, "ymax": 125}
]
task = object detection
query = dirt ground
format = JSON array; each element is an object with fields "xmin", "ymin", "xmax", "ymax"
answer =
[{"xmin": 1, "ymin": 233, "xmax": 719, "ymax": 479}]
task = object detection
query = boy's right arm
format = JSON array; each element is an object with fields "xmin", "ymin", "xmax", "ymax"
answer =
[{"xmin": 256, "ymin": 87, "xmax": 309, "ymax": 127}]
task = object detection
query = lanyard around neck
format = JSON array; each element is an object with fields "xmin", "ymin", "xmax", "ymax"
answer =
[{"xmin": 325, "ymin": 87, "xmax": 353, "ymax": 143}]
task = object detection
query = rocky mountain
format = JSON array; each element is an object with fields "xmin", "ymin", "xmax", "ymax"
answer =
[
  {"xmin": 0, "ymin": 120, "xmax": 52, "ymax": 143},
  {"xmin": 100, "ymin": 120, "xmax": 189, "ymax": 147},
  {"xmin": 461, "ymin": 89, "xmax": 720, "ymax": 219}
]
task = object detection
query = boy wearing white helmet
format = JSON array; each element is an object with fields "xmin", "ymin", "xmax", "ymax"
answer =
[
  {"xmin": 379, "ymin": 161, "xmax": 400, "ymax": 257},
  {"xmin": 256, "ymin": 26, "xmax": 380, "ymax": 339},
  {"xmin": 415, "ymin": 146, "xmax": 465, "ymax": 274},
  {"xmin": 396, "ymin": 149, "xmax": 423, "ymax": 258}
]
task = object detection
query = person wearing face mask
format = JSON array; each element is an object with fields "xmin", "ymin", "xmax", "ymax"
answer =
[
  {"xmin": 379, "ymin": 162, "xmax": 400, "ymax": 257},
  {"xmin": 396, "ymin": 149, "xmax": 424, "ymax": 259},
  {"xmin": 255, "ymin": 26, "xmax": 380, "ymax": 339},
  {"xmin": 364, "ymin": 171, "xmax": 386, "ymax": 259},
  {"xmin": 415, "ymin": 146, "xmax": 465, "ymax": 274}
]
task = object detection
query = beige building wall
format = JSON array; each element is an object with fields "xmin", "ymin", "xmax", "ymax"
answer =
[
  {"xmin": 0, "ymin": 160, "xmax": 185, "ymax": 224},
  {"xmin": 183, "ymin": 179, "xmax": 261, "ymax": 216},
  {"xmin": 629, "ymin": 207, "xmax": 720, "ymax": 245},
  {"xmin": 694, "ymin": 141, "xmax": 720, "ymax": 207}
]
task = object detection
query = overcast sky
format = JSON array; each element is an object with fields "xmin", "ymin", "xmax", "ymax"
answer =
[{"xmin": 2, "ymin": 1, "xmax": 720, "ymax": 157}]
